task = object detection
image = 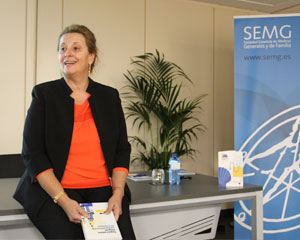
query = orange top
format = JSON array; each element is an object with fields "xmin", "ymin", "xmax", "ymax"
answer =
[{"xmin": 59, "ymin": 96, "xmax": 128, "ymax": 189}]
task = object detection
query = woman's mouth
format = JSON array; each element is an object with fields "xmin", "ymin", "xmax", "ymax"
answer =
[{"xmin": 64, "ymin": 61, "xmax": 76, "ymax": 66}]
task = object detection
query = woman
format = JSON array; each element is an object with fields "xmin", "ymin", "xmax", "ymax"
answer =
[{"xmin": 14, "ymin": 24, "xmax": 136, "ymax": 239}]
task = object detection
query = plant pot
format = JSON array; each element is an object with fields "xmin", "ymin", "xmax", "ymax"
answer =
[{"xmin": 151, "ymin": 169, "xmax": 165, "ymax": 185}]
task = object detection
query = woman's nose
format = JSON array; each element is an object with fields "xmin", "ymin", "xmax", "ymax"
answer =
[{"xmin": 65, "ymin": 48, "xmax": 72, "ymax": 56}]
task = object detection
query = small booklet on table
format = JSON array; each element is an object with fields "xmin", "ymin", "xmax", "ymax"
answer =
[
  {"xmin": 179, "ymin": 169, "xmax": 196, "ymax": 176},
  {"xmin": 127, "ymin": 173, "xmax": 152, "ymax": 181},
  {"xmin": 80, "ymin": 202, "xmax": 122, "ymax": 240}
]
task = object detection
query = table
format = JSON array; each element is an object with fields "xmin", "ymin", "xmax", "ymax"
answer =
[
  {"xmin": 127, "ymin": 173, "xmax": 263, "ymax": 240},
  {"xmin": 0, "ymin": 174, "xmax": 263, "ymax": 239}
]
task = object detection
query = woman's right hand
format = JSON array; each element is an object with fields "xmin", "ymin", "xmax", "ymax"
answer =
[
  {"xmin": 57, "ymin": 194, "xmax": 89, "ymax": 223},
  {"xmin": 36, "ymin": 171, "xmax": 89, "ymax": 223}
]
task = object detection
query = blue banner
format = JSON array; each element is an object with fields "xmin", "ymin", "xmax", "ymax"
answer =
[{"xmin": 234, "ymin": 14, "xmax": 300, "ymax": 239}]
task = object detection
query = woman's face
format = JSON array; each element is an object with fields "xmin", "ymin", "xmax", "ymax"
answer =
[{"xmin": 58, "ymin": 33, "xmax": 95, "ymax": 78}]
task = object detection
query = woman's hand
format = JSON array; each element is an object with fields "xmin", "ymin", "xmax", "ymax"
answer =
[
  {"xmin": 108, "ymin": 170, "xmax": 127, "ymax": 221},
  {"xmin": 106, "ymin": 187, "xmax": 124, "ymax": 221},
  {"xmin": 36, "ymin": 170, "xmax": 88, "ymax": 223},
  {"xmin": 58, "ymin": 194, "xmax": 89, "ymax": 223}
]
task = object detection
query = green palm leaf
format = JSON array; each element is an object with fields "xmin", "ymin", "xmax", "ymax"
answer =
[{"xmin": 122, "ymin": 50, "xmax": 207, "ymax": 170}]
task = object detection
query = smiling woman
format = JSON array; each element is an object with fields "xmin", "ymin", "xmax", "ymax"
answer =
[
  {"xmin": 57, "ymin": 25, "xmax": 98, "ymax": 105},
  {"xmin": 13, "ymin": 24, "xmax": 136, "ymax": 240},
  {"xmin": 58, "ymin": 33, "xmax": 94, "ymax": 80}
]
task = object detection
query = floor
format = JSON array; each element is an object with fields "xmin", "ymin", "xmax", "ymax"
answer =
[{"xmin": 214, "ymin": 209, "xmax": 234, "ymax": 240}]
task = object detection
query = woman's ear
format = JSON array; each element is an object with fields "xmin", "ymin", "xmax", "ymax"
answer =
[{"xmin": 89, "ymin": 53, "xmax": 96, "ymax": 65}]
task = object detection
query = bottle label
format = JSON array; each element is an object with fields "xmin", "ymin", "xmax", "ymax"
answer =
[{"xmin": 170, "ymin": 161, "xmax": 180, "ymax": 170}]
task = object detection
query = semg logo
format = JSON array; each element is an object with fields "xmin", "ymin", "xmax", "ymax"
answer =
[{"xmin": 244, "ymin": 25, "xmax": 291, "ymax": 40}]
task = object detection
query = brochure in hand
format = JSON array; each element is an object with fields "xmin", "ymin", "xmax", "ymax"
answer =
[{"xmin": 80, "ymin": 202, "xmax": 122, "ymax": 240}]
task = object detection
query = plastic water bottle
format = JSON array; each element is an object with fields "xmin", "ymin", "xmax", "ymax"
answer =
[{"xmin": 169, "ymin": 153, "xmax": 180, "ymax": 185}]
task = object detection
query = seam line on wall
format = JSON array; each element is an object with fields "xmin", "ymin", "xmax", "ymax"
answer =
[
  {"xmin": 34, "ymin": 0, "xmax": 38, "ymax": 87},
  {"xmin": 212, "ymin": 7, "xmax": 216, "ymax": 177},
  {"xmin": 24, "ymin": 0, "xmax": 28, "ymax": 120},
  {"xmin": 142, "ymin": 0, "xmax": 147, "ymax": 160},
  {"xmin": 62, "ymin": 0, "xmax": 64, "ymax": 29},
  {"xmin": 144, "ymin": 0, "xmax": 147, "ymax": 54}
]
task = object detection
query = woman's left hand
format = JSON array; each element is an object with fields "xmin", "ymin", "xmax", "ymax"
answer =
[{"xmin": 106, "ymin": 189, "xmax": 123, "ymax": 221}]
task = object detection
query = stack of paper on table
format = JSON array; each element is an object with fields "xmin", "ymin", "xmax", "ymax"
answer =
[
  {"xmin": 179, "ymin": 169, "xmax": 196, "ymax": 176},
  {"xmin": 127, "ymin": 173, "xmax": 152, "ymax": 181}
]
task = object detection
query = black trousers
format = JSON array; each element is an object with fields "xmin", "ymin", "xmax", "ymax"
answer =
[{"xmin": 29, "ymin": 186, "xmax": 136, "ymax": 240}]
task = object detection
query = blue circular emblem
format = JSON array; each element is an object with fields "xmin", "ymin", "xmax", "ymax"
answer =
[{"xmin": 235, "ymin": 105, "xmax": 300, "ymax": 234}]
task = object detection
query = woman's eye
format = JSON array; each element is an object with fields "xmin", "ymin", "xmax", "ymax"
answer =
[
  {"xmin": 60, "ymin": 47, "xmax": 66, "ymax": 52},
  {"xmin": 74, "ymin": 47, "xmax": 80, "ymax": 51}
]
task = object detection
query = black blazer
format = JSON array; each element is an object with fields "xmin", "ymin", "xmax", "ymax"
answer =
[{"xmin": 14, "ymin": 78, "xmax": 131, "ymax": 217}]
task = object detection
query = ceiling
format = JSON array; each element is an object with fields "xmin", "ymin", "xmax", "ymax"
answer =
[{"xmin": 191, "ymin": 0, "xmax": 300, "ymax": 13}]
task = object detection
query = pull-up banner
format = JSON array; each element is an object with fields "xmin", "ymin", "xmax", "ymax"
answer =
[{"xmin": 234, "ymin": 14, "xmax": 300, "ymax": 239}]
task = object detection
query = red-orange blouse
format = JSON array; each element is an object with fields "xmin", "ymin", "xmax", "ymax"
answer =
[{"xmin": 37, "ymin": 95, "xmax": 128, "ymax": 188}]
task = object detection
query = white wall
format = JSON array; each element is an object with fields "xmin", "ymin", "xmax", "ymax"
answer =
[
  {"xmin": 64, "ymin": 0, "xmax": 145, "ymax": 89},
  {"xmin": 146, "ymin": 0, "xmax": 214, "ymax": 174},
  {"xmin": 36, "ymin": 0, "xmax": 62, "ymax": 83},
  {"xmin": 0, "ymin": 0, "xmax": 26, "ymax": 154},
  {"xmin": 214, "ymin": 6, "xmax": 262, "ymax": 175},
  {"xmin": 0, "ymin": 0, "xmax": 263, "ymax": 177}
]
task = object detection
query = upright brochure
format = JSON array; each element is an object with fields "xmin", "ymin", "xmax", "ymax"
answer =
[
  {"xmin": 218, "ymin": 150, "xmax": 244, "ymax": 187},
  {"xmin": 80, "ymin": 202, "xmax": 122, "ymax": 240}
]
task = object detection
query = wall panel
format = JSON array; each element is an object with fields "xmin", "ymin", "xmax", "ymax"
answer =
[
  {"xmin": 63, "ymin": 0, "xmax": 145, "ymax": 89},
  {"xmin": 25, "ymin": 0, "xmax": 37, "ymax": 112},
  {"xmin": 36, "ymin": 0, "xmax": 62, "ymax": 84},
  {"xmin": 146, "ymin": 0, "xmax": 214, "ymax": 175},
  {"xmin": 0, "ymin": 0, "xmax": 26, "ymax": 154},
  {"xmin": 214, "ymin": 7, "xmax": 262, "ymax": 176},
  {"xmin": 0, "ymin": 0, "xmax": 266, "ymax": 173}
]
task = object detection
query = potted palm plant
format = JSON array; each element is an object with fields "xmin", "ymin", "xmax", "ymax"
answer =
[{"xmin": 122, "ymin": 50, "xmax": 206, "ymax": 181}]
